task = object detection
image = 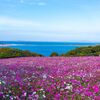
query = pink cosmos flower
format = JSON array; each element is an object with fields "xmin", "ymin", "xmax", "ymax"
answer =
[{"xmin": 92, "ymin": 85, "xmax": 99, "ymax": 93}]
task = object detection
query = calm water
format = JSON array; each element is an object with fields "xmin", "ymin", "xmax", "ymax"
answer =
[{"xmin": 0, "ymin": 41, "xmax": 99, "ymax": 56}]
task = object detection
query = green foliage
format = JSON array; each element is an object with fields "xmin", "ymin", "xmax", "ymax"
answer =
[
  {"xmin": 0, "ymin": 48, "xmax": 43, "ymax": 58},
  {"xmin": 50, "ymin": 52, "xmax": 59, "ymax": 57},
  {"xmin": 61, "ymin": 45, "xmax": 100, "ymax": 57}
]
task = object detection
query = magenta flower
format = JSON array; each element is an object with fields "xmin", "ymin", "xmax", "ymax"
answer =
[
  {"xmin": 92, "ymin": 85, "xmax": 99, "ymax": 93},
  {"xmin": 0, "ymin": 57, "xmax": 100, "ymax": 99}
]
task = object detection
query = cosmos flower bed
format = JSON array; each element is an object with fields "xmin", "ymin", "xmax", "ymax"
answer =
[{"xmin": 0, "ymin": 57, "xmax": 100, "ymax": 100}]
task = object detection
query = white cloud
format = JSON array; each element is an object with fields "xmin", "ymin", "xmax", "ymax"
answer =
[
  {"xmin": 0, "ymin": 15, "xmax": 100, "ymax": 34},
  {"xmin": 6, "ymin": 0, "xmax": 11, "ymax": 2},
  {"xmin": 5, "ymin": 0, "xmax": 47, "ymax": 6},
  {"xmin": 20, "ymin": 0, "xmax": 24, "ymax": 3},
  {"xmin": 37, "ymin": 2, "xmax": 47, "ymax": 6},
  {"xmin": 0, "ymin": 16, "xmax": 42, "ymax": 29},
  {"xmin": 0, "ymin": 30, "xmax": 100, "ymax": 42},
  {"xmin": 28, "ymin": 1, "xmax": 47, "ymax": 6}
]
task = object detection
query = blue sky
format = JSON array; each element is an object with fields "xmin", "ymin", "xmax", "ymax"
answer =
[{"xmin": 0, "ymin": 0, "xmax": 100, "ymax": 42}]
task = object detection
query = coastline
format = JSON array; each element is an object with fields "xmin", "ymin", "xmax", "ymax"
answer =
[{"xmin": 0, "ymin": 44, "xmax": 10, "ymax": 47}]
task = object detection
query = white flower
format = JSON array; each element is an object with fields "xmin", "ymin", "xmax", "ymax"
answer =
[
  {"xmin": 32, "ymin": 91, "xmax": 36, "ymax": 95},
  {"xmin": 43, "ymin": 74, "xmax": 47, "ymax": 79},
  {"xmin": 43, "ymin": 94, "xmax": 46, "ymax": 98},
  {"xmin": 0, "ymin": 81, "xmax": 1, "ymax": 85},
  {"xmin": 65, "ymin": 84, "xmax": 73, "ymax": 91},
  {"xmin": 23, "ymin": 92, "xmax": 27, "ymax": 96}
]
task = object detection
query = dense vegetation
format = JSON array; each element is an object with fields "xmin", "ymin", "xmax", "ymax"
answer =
[
  {"xmin": 0, "ymin": 48, "xmax": 43, "ymax": 58},
  {"xmin": 0, "ymin": 45, "xmax": 100, "ymax": 58},
  {"xmin": 61, "ymin": 45, "xmax": 100, "ymax": 56},
  {"xmin": 0, "ymin": 57, "xmax": 100, "ymax": 99},
  {"xmin": 50, "ymin": 52, "xmax": 59, "ymax": 57}
]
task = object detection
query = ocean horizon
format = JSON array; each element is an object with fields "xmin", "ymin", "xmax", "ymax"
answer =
[{"xmin": 0, "ymin": 41, "xmax": 99, "ymax": 56}]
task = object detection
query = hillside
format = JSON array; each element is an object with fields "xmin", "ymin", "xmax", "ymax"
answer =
[
  {"xmin": 61, "ymin": 45, "xmax": 100, "ymax": 56},
  {"xmin": 0, "ymin": 48, "xmax": 43, "ymax": 58}
]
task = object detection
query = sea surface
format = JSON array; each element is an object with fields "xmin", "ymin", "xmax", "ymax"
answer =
[{"xmin": 0, "ymin": 41, "xmax": 99, "ymax": 56}]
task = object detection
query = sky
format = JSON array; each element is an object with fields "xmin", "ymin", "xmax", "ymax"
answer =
[{"xmin": 0, "ymin": 0, "xmax": 100, "ymax": 42}]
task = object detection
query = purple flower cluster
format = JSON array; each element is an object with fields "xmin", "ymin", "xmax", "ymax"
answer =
[{"xmin": 0, "ymin": 57, "xmax": 100, "ymax": 100}]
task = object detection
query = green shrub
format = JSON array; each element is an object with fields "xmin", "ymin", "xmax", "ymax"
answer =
[
  {"xmin": 50, "ymin": 52, "xmax": 59, "ymax": 57},
  {"xmin": 61, "ymin": 45, "xmax": 100, "ymax": 57},
  {"xmin": 0, "ymin": 48, "xmax": 43, "ymax": 58}
]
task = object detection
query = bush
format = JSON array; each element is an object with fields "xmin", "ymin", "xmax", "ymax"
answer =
[
  {"xmin": 0, "ymin": 48, "xmax": 43, "ymax": 58},
  {"xmin": 61, "ymin": 45, "xmax": 100, "ymax": 57},
  {"xmin": 50, "ymin": 52, "xmax": 59, "ymax": 57}
]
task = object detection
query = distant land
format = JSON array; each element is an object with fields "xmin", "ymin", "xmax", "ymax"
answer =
[{"xmin": 0, "ymin": 41, "xmax": 100, "ymax": 56}]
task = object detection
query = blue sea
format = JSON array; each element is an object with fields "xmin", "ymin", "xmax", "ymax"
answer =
[{"xmin": 0, "ymin": 41, "xmax": 99, "ymax": 56}]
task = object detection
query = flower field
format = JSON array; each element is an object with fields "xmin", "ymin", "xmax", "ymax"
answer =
[{"xmin": 0, "ymin": 57, "xmax": 100, "ymax": 100}]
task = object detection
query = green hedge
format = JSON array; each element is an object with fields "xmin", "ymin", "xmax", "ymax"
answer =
[
  {"xmin": 61, "ymin": 45, "xmax": 100, "ymax": 56},
  {"xmin": 50, "ymin": 52, "xmax": 59, "ymax": 57},
  {"xmin": 0, "ymin": 48, "xmax": 43, "ymax": 58}
]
